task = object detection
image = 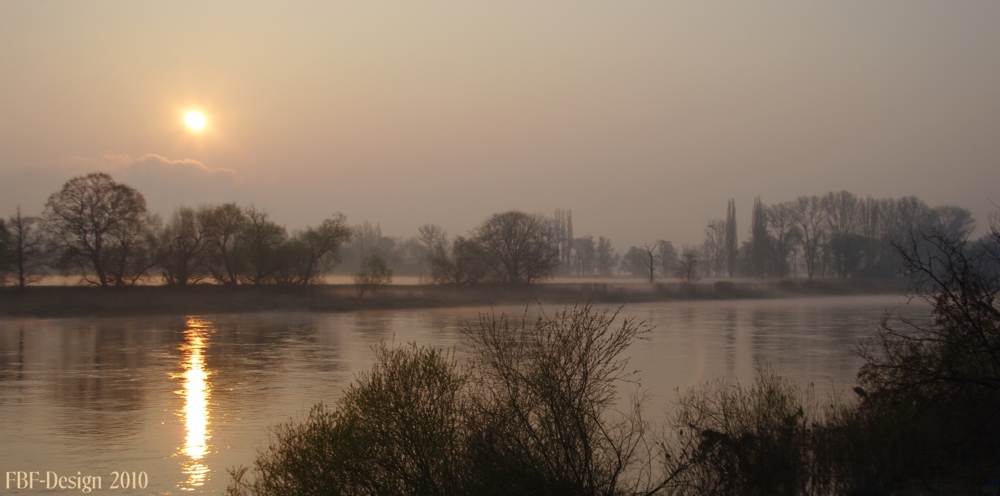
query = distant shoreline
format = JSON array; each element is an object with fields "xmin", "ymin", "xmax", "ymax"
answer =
[{"xmin": 0, "ymin": 278, "xmax": 908, "ymax": 318}]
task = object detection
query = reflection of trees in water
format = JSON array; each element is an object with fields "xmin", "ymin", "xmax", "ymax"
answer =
[
  {"xmin": 723, "ymin": 308, "xmax": 737, "ymax": 377},
  {"xmin": 0, "ymin": 317, "xmax": 174, "ymax": 437},
  {"xmin": 167, "ymin": 312, "xmax": 353, "ymax": 425},
  {"xmin": 0, "ymin": 313, "xmax": 356, "ymax": 439},
  {"xmin": 347, "ymin": 308, "xmax": 484, "ymax": 357},
  {"xmin": 741, "ymin": 300, "xmax": 930, "ymax": 390},
  {"xmin": 748, "ymin": 305, "xmax": 852, "ymax": 387},
  {"xmin": 46, "ymin": 318, "xmax": 181, "ymax": 436},
  {"xmin": 52, "ymin": 323, "xmax": 146, "ymax": 410},
  {"xmin": 0, "ymin": 322, "xmax": 28, "ymax": 384},
  {"xmin": 199, "ymin": 313, "xmax": 347, "ymax": 379},
  {"xmin": 351, "ymin": 312, "xmax": 397, "ymax": 340}
]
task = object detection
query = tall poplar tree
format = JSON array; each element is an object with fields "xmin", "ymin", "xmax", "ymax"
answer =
[
  {"xmin": 750, "ymin": 197, "xmax": 769, "ymax": 277},
  {"xmin": 725, "ymin": 199, "xmax": 738, "ymax": 277}
]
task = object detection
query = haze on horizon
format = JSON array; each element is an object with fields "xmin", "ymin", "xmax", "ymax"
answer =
[{"xmin": 2, "ymin": 2, "xmax": 998, "ymax": 249}]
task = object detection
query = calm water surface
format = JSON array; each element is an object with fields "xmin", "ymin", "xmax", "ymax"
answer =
[{"xmin": 0, "ymin": 295, "xmax": 927, "ymax": 494}]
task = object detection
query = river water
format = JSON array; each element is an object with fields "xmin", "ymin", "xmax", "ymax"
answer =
[{"xmin": 0, "ymin": 295, "xmax": 927, "ymax": 494}]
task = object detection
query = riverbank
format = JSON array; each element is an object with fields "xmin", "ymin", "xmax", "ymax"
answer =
[{"xmin": 0, "ymin": 278, "xmax": 908, "ymax": 318}]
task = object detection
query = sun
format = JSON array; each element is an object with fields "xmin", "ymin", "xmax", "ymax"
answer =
[{"xmin": 185, "ymin": 111, "xmax": 207, "ymax": 131}]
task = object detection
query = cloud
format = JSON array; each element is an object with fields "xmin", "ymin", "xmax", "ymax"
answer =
[
  {"xmin": 1, "ymin": 153, "xmax": 247, "ymax": 218},
  {"xmin": 112, "ymin": 154, "xmax": 243, "ymax": 215},
  {"xmin": 120, "ymin": 154, "xmax": 237, "ymax": 183}
]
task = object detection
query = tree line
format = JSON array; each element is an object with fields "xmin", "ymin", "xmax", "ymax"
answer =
[
  {"xmin": 0, "ymin": 172, "xmax": 565, "ymax": 287},
  {"xmin": 617, "ymin": 192, "xmax": 977, "ymax": 282},
  {"xmin": 0, "ymin": 173, "xmax": 352, "ymax": 288},
  {"xmin": 698, "ymin": 192, "xmax": 976, "ymax": 280},
  {"xmin": 0, "ymin": 172, "xmax": 981, "ymax": 287}
]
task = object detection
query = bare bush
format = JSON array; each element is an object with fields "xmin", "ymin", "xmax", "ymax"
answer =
[
  {"xmin": 228, "ymin": 305, "xmax": 681, "ymax": 496},
  {"xmin": 844, "ymin": 224, "xmax": 1000, "ymax": 490},
  {"xmin": 462, "ymin": 305, "xmax": 675, "ymax": 496},
  {"xmin": 667, "ymin": 367, "xmax": 825, "ymax": 496}
]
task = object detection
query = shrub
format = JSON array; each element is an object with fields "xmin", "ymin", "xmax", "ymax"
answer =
[
  {"xmin": 228, "ymin": 343, "xmax": 468, "ymax": 496},
  {"xmin": 462, "ymin": 305, "xmax": 670, "ymax": 496},
  {"xmin": 837, "ymin": 226, "xmax": 1000, "ymax": 492},
  {"xmin": 227, "ymin": 305, "xmax": 680, "ymax": 496},
  {"xmin": 667, "ymin": 367, "xmax": 825, "ymax": 496}
]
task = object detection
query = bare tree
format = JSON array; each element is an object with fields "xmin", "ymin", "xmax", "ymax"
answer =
[
  {"xmin": 931, "ymin": 204, "xmax": 975, "ymax": 241},
  {"xmin": 640, "ymin": 242, "xmax": 659, "ymax": 283},
  {"xmin": 7, "ymin": 207, "xmax": 45, "ymax": 288},
  {"xmin": 571, "ymin": 235, "xmax": 597, "ymax": 275},
  {"xmin": 0, "ymin": 219, "xmax": 12, "ymax": 285},
  {"xmin": 282, "ymin": 213, "xmax": 352, "ymax": 285},
  {"xmin": 475, "ymin": 211, "xmax": 559, "ymax": 285},
  {"xmin": 417, "ymin": 223, "xmax": 448, "ymax": 278},
  {"xmin": 418, "ymin": 224, "xmax": 447, "ymax": 252},
  {"xmin": 702, "ymin": 220, "xmax": 726, "ymax": 278},
  {"xmin": 749, "ymin": 197, "xmax": 770, "ymax": 278},
  {"xmin": 42, "ymin": 172, "xmax": 158, "ymax": 287},
  {"xmin": 204, "ymin": 203, "xmax": 247, "ymax": 286},
  {"xmin": 767, "ymin": 202, "xmax": 800, "ymax": 278},
  {"xmin": 239, "ymin": 205, "xmax": 287, "ymax": 285},
  {"xmin": 676, "ymin": 245, "xmax": 701, "ymax": 285},
  {"xmin": 553, "ymin": 208, "xmax": 574, "ymax": 274},
  {"xmin": 430, "ymin": 236, "xmax": 490, "ymax": 285},
  {"xmin": 726, "ymin": 199, "xmax": 738, "ymax": 277},
  {"xmin": 824, "ymin": 191, "xmax": 864, "ymax": 278},
  {"xmin": 790, "ymin": 195, "xmax": 828, "ymax": 279},
  {"xmin": 159, "ymin": 206, "xmax": 213, "ymax": 286},
  {"xmin": 596, "ymin": 236, "xmax": 619, "ymax": 277},
  {"xmin": 621, "ymin": 246, "xmax": 648, "ymax": 278},
  {"xmin": 658, "ymin": 240, "xmax": 678, "ymax": 278},
  {"xmin": 107, "ymin": 207, "xmax": 160, "ymax": 287}
]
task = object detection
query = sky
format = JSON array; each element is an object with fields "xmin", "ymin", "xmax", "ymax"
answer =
[{"xmin": 2, "ymin": 2, "xmax": 999, "ymax": 249}]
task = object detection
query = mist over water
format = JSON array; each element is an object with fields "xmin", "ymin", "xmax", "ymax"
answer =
[{"xmin": 0, "ymin": 295, "xmax": 926, "ymax": 494}]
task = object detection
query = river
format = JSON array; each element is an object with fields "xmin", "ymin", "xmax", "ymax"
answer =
[{"xmin": 0, "ymin": 295, "xmax": 927, "ymax": 494}]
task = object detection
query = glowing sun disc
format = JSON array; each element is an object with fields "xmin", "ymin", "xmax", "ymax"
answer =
[{"xmin": 185, "ymin": 111, "xmax": 206, "ymax": 131}]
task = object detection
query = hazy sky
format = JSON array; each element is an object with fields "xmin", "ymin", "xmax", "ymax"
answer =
[{"xmin": 2, "ymin": 2, "xmax": 998, "ymax": 248}]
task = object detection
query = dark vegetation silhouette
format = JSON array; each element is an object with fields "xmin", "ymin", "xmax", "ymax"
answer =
[
  {"xmin": 473, "ymin": 210, "xmax": 560, "ymax": 285},
  {"xmin": 669, "ymin": 218, "xmax": 1000, "ymax": 495},
  {"xmin": 226, "ymin": 219, "xmax": 1000, "ymax": 495},
  {"xmin": 42, "ymin": 172, "xmax": 159, "ymax": 287}
]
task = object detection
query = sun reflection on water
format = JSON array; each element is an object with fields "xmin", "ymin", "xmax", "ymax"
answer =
[{"xmin": 174, "ymin": 317, "xmax": 213, "ymax": 491}]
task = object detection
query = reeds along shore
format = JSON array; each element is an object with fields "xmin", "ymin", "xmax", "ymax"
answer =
[{"xmin": 0, "ymin": 278, "xmax": 906, "ymax": 318}]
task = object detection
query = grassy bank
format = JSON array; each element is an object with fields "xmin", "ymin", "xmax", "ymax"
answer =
[{"xmin": 0, "ymin": 278, "xmax": 906, "ymax": 318}]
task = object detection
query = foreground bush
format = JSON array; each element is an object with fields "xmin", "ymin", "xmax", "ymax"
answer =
[
  {"xmin": 836, "ymin": 226, "xmax": 1000, "ymax": 493},
  {"xmin": 228, "ymin": 344, "xmax": 468, "ymax": 495},
  {"xmin": 670, "ymin": 225, "xmax": 1000, "ymax": 495},
  {"xmin": 667, "ymin": 368, "xmax": 824, "ymax": 496},
  {"xmin": 228, "ymin": 305, "xmax": 679, "ymax": 496},
  {"xmin": 462, "ymin": 306, "xmax": 670, "ymax": 496}
]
